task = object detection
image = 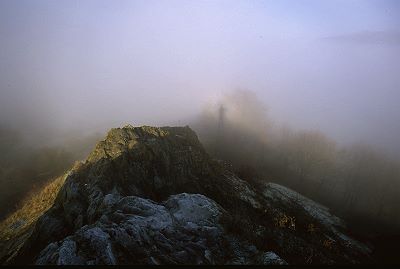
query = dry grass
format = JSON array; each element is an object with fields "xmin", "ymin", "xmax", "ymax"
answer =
[
  {"xmin": 322, "ymin": 238, "xmax": 335, "ymax": 250},
  {"xmin": 274, "ymin": 213, "xmax": 296, "ymax": 230},
  {"xmin": 0, "ymin": 174, "xmax": 67, "ymax": 242}
]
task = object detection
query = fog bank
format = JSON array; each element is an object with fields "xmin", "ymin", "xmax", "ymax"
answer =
[{"xmin": 0, "ymin": 0, "xmax": 399, "ymax": 156}]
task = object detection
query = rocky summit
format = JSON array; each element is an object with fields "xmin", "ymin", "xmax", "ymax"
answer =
[{"xmin": 0, "ymin": 125, "xmax": 373, "ymax": 265}]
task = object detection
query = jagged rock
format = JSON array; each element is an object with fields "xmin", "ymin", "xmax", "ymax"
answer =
[
  {"xmin": 259, "ymin": 251, "xmax": 288, "ymax": 265},
  {"xmin": 261, "ymin": 183, "xmax": 372, "ymax": 263},
  {"xmin": 35, "ymin": 194, "xmax": 262, "ymax": 265},
  {"xmin": 0, "ymin": 125, "xmax": 373, "ymax": 265}
]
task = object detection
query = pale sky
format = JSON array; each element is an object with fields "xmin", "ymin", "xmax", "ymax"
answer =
[{"xmin": 0, "ymin": 0, "xmax": 399, "ymax": 155}]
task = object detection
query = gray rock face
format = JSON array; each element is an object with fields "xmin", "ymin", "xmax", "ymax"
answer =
[
  {"xmin": 2, "ymin": 125, "xmax": 373, "ymax": 265},
  {"xmin": 265, "ymin": 184, "xmax": 371, "ymax": 244},
  {"xmin": 35, "ymin": 193, "xmax": 264, "ymax": 265},
  {"xmin": 261, "ymin": 183, "xmax": 372, "ymax": 263},
  {"xmin": 36, "ymin": 240, "xmax": 85, "ymax": 265},
  {"xmin": 260, "ymin": 251, "xmax": 288, "ymax": 265}
]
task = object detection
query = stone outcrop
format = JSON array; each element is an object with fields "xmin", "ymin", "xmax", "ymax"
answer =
[{"xmin": 0, "ymin": 125, "xmax": 372, "ymax": 265}]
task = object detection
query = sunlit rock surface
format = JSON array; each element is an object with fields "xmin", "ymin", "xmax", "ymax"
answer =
[{"xmin": 0, "ymin": 125, "xmax": 373, "ymax": 265}]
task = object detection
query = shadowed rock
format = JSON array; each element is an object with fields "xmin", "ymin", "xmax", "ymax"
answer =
[{"xmin": 0, "ymin": 125, "xmax": 373, "ymax": 265}]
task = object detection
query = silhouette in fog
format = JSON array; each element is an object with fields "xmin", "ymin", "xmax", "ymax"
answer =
[
  {"xmin": 218, "ymin": 104, "xmax": 226, "ymax": 133},
  {"xmin": 215, "ymin": 104, "xmax": 226, "ymax": 156}
]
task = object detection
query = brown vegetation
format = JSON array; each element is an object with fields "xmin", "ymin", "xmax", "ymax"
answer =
[{"xmin": 0, "ymin": 174, "xmax": 66, "ymax": 242}]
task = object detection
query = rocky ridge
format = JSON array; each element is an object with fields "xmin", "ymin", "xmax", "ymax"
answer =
[{"xmin": 0, "ymin": 125, "xmax": 373, "ymax": 265}]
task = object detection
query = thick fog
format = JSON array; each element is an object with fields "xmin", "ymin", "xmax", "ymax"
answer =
[
  {"xmin": 0, "ymin": 0, "xmax": 400, "ymax": 155},
  {"xmin": 1, "ymin": 1, "xmax": 400, "ymax": 251},
  {"xmin": 2, "ymin": 2, "xmax": 400, "ymax": 261}
]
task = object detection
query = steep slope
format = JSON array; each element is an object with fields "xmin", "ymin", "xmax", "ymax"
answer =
[
  {"xmin": 0, "ymin": 174, "xmax": 67, "ymax": 263},
  {"xmin": 0, "ymin": 125, "xmax": 373, "ymax": 265}
]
